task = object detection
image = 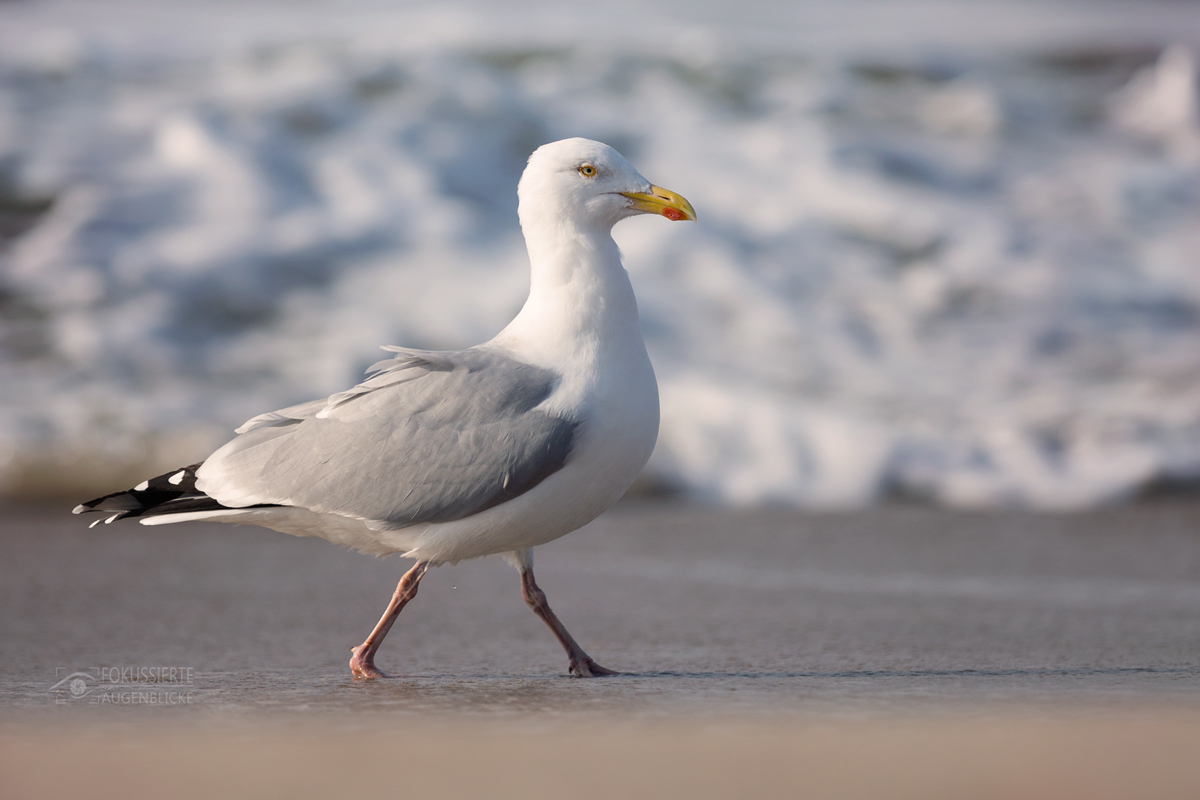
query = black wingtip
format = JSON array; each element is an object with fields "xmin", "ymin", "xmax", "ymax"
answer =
[
  {"xmin": 74, "ymin": 463, "xmax": 206, "ymax": 521},
  {"xmin": 74, "ymin": 461, "xmax": 279, "ymax": 524}
]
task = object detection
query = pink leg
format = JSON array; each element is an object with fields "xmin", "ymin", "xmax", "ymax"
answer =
[
  {"xmin": 520, "ymin": 567, "xmax": 619, "ymax": 678},
  {"xmin": 349, "ymin": 560, "xmax": 429, "ymax": 679}
]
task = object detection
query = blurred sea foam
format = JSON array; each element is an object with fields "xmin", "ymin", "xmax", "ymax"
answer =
[{"xmin": 1, "ymin": 0, "xmax": 1199, "ymax": 508}]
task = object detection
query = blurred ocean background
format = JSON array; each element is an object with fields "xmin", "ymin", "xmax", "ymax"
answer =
[{"xmin": 0, "ymin": 0, "xmax": 1198, "ymax": 509}]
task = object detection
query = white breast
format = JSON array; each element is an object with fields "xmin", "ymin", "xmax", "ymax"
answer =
[{"xmin": 392, "ymin": 252, "xmax": 660, "ymax": 564}]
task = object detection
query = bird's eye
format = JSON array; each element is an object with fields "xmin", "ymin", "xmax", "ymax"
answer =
[{"xmin": 578, "ymin": 165, "xmax": 597, "ymax": 177}]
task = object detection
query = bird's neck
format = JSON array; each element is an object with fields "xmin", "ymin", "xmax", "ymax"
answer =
[{"xmin": 494, "ymin": 219, "xmax": 643, "ymax": 369}]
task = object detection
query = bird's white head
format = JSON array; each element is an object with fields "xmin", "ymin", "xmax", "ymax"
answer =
[{"xmin": 517, "ymin": 138, "xmax": 696, "ymax": 234}]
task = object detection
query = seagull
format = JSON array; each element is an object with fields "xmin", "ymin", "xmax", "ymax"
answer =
[{"xmin": 74, "ymin": 138, "xmax": 696, "ymax": 679}]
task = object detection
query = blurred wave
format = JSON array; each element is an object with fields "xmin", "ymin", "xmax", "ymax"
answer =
[{"xmin": 1, "ymin": 1, "xmax": 1199, "ymax": 507}]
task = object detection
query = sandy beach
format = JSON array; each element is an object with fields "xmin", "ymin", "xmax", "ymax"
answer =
[
  {"xmin": 3, "ymin": 500, "xmax": 1200, "ymax": 796},
  {"xmin": 5, "ymin": 712, "xmax": 1200, "ymax": 800}
]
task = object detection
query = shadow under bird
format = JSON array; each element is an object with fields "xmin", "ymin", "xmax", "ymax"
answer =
[{"xmin": 74, "ymin": 138, "xmax": 696, "ymax": 679}]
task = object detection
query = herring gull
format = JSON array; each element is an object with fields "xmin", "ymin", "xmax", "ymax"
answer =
[{"xmin": 74, "ymin": 138, "xmax": 696, "ymax": 679}]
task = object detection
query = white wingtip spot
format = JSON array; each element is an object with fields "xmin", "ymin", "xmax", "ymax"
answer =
[
  {"xmin": 72, "ymin": 504, "xmax": 87, "ymax": 515},
  {"xmin": 134, "ymin": 480, "xmax": 149, "ymax": 491},
  {"xmin": 168, "ymin": 471, "xmax": 186, "ymax": 485},
  {"xmin": 88, "ymin": 518, "xmax": 102, "ymax": 529},
  {"xmin": 104, "ymin": 514, "xmax": 120, "ymax": 524}
]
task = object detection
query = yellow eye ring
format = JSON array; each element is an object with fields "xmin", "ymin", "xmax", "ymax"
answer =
[{"xmin": 578, "ymin": 165, "xmax": 597, "ymax": 177}]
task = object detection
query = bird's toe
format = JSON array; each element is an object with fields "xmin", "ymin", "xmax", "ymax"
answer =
[
  {"xmin": 349, "ymin": 646, "xmax": 390, "ymax": 679},
  {"xmin": 569, "ymin": 658, "xmax": 621, "ymax": 678}
]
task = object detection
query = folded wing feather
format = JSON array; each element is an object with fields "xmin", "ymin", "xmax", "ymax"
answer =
[{"xmin": 197, "ymin": 347, "xmax": 579, "ymax": 530}]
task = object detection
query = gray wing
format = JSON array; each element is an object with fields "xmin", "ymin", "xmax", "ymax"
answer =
[{"xmin": 197, "ymin": 347, "xmax": 578, "ymax": 529}]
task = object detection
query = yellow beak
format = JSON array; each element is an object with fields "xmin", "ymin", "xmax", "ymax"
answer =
[{"xmin": 620, "ymin": 185, "xmax": 697, "ymax": 222}]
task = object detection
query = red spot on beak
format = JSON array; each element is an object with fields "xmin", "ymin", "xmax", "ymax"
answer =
[{"xmin": 661, "ymin": 207, "xmax": 685, "ymax": 221}]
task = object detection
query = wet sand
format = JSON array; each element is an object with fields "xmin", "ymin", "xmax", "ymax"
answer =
[{"xmin": 3, "ymin": 501, "xmax": 1200, "ymax": 796}]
